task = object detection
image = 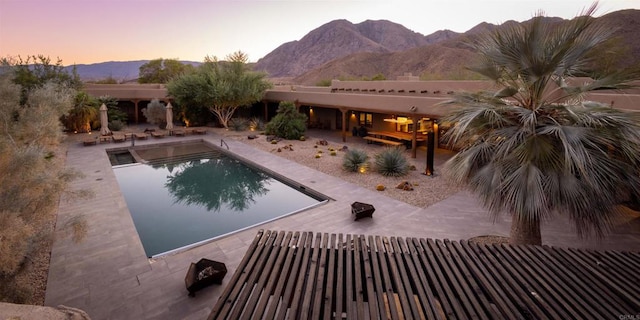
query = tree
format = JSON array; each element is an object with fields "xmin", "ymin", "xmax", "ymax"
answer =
[
  {"xmin": 265, "ymin": 101, "xmax": 307, "ymax": 139},
  {"xmin": 61, "ymin": 91, "xmax": 99, "ymax": 133},
  {"xmin": 138, "ymin": 58, "xmax": 195, "ymax": 84},
  {"xmin": 165, "ymin": 156, "xmax": 269, "ymax": 212},
  {"xmin": 1, "ymin": 55, "xmax": 82, "ymax": 105},
  {"xmin": 97, "ymin": 95, "xmax": 128, "ymax": 130},
  {"xmin": 167, "ymin": 51, "xmax": 272, "ymax": 129},
  {"xmin": 440, "ymin": 5, "xmax": 640, "ymax": 246}
]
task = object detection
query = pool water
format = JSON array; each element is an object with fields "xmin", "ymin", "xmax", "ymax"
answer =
[{"xmin": 111, "ymin": 142, "xmax": 327, "ymax": 257}]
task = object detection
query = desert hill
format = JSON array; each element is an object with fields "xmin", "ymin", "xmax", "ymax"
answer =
[
  {"xmin": 290, "ymin": 10, "xmax": 640, "ymax": 85},
  {"xmin": 253, "ymin": 19, "xmax": 431, "ymax": 78},
  {"xmin": 65, "ymin": 9, "xmax": 640, "ymax": 84}
]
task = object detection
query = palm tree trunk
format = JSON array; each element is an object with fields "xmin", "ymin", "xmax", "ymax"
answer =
[{"xmin": 509, "ymin": 216, "xmax": 542, "ymax": 246}]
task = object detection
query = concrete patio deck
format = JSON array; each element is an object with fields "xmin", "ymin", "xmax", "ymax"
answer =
[{"xmin": 45, "ymin": 129, "xmax": 640, "ymax": 320}]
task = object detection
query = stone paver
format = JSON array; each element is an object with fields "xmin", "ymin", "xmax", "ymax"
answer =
[{"xmin": 45, "ymin": 130, "xmax": 640, "ymax": 320}]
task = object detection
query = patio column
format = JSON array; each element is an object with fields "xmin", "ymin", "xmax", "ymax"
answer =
[
  {"xmin": 340, "ymin": 108, "xmax": 347, "ymax": 142},
  {"xmin": 411, "ymin": 115, "xmax": 418, "ymax": 158},
  {"xmin": 424, "ymin": 130, "xmax": 435, "ymax": 176},
  {"xmin": 263, "ymin": 101, "xmax": 269, "ymax": 122},
  {"xmin": 132, "ymin": 99, "xmax": 140, "ymax": 124}
]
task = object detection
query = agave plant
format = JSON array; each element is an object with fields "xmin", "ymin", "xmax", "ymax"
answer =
[
  {"xmin": 441, "ymin": 4, "xmax": 640, "ymax": 245},
  {"xmin": 342, "ymin": 149, "xmax": 369, "ymax": 172},
  {"xmin": 374, "ymin": 147, "xmax": 409, "ymax": 177},
  {"xmin": 249, "ymin": 117, "xmax": 265, "ymax": 131},
  {"xmin": 229, "ymin": 117, "xmax": 249, "ymax": 131}
]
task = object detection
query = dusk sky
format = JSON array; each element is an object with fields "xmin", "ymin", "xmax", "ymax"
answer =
[{"xmin": 1, "ymin": 0, "xmax": 639, "ymax": 66}]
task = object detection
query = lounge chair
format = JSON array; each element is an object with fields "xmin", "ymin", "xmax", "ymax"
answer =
[
  {"xmin": 151, "ymin": 131, "xmax": 165, "ymax": 138},
  {"xmin": 134, "ymin": 133, "xmax": 148, "ymax": 140},
  {"xmin": 83, "ymin": 138, "xmax": 97, "ymax": 146},
  {"xmin": 112, "ymin": 134, "xmax": 125, "ymax": 143},
  {"xmin": 99, "ymin": 135, "xmax": 111, "ymax": 143},
  {"xmin": 173, "ymin": 130, "xmax": 185, "ymax": 136}
]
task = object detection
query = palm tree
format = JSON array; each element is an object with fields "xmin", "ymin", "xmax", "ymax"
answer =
[{"xmin": 441, "ymin": 5, "xmax": 640, "ymax": 245}]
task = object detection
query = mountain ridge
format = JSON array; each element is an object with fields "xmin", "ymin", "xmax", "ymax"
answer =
[{"xmin": 64, "ymin": 9, "xmax": 640, "ymax": 84}]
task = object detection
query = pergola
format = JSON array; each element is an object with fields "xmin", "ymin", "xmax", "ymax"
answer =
[{"xmin": 208, "ymin": 229, "xmax": 640, "ymax": 319}]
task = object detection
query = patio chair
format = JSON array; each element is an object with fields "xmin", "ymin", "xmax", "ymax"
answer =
[
  {"xmin": 134, "ymin": 133, "xmax": 148, "ymax": 140},
  {"xmin": 112, "ymin": 134, "xmax": 125, "ymax": 143}
]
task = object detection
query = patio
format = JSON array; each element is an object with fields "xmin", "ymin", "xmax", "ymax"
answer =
[{"xmin": 45, "ymin": 129, "xmax": 640, "ymax": 319}]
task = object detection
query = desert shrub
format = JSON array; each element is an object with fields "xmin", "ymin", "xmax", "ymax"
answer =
[
  {"xmin": 229, "ymin": 118, "xmax": 249, "ymax": 131},
  {"xmin": 109, "ymin": 120, "xmax": 125, "ymax": 131},
  {"xmin": 265, "ymin": 101, "xmax": 307, "ymax": 139},
  {"xmin": 374, "ymin": 147, "xmax": 410, "ymax": 177},
  {"xmin": 249, "ymin": 117, "xmax": 265, "ymax": 131},
  {"xmin": 141, "ymin": 99, "xmax": 166, "ymax": 127},
  {"xmin": 342, "ymin": 149, "xmax": 369, "ymax": 172},
  {"xmin": 315, "ymin": 79, "xmax": 332, "ymax": 87},
  {"xmin": 0, "ymin": 72, "xmax": 88, "ymax": 303}
]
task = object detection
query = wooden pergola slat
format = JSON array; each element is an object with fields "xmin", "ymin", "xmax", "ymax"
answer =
[{"xmin": 208, "ymin": 230, "xmax": 640, "ymax": 320}]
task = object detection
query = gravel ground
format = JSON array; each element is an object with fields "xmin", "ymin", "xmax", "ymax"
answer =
[{"xmin": 215, "ymin": 128, "xmax": 463, "ymax": 209}]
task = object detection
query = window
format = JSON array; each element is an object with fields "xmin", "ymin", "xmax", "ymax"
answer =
[{"xmin": 359, "ymin": 112, "xmax": 372, "ymax": 127}]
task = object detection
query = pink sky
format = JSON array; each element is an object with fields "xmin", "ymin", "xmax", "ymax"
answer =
[{"xmin": 1, "ymin": 0, "xmax": 639, "ymax": 65}]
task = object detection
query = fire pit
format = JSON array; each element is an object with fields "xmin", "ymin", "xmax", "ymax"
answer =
[
  {"xmin": 185, "ymin": 258, "xmax": 227, "ymax": 297},
  {"xmin": 351, "ymin": 202, "xmax": 375, "ymax": 220}
]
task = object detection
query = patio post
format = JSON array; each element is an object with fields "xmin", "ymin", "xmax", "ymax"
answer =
[
  {"xmin": 424, "ymin": 130, "xmax": 435, "ymax": 176},
  {"xmin": 411, "ymin": 115, "xmax": 418, "ymax": 158},
  {"xmin": 341, "ymin": 108, "xmax": 347, "ymax": 142}
]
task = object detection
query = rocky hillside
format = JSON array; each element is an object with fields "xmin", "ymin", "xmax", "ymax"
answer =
[
  {"xmin": 253, "ymin": 19, "xmax": 431, "ymax": 78},
  {"xmin": 66, "ymin": 10, "xmax": 639, "ymax": 83},
  {"xmin": 293, "ymin": 44, "xmax": 478, "ymax": 84},
  {"xmin": 264, "ymin": 10, "xmax": 640, "ymax": 85}
]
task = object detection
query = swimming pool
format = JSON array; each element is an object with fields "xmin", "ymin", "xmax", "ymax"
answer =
[{"xmin": 110, "ymin": 141, "xmax": 328, "ymax": 257}]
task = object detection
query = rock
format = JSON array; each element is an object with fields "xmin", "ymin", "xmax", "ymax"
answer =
[
  {"xmin": 316, "ymin": 139, "xmax": 328, "ymax": 146},
  {"xmin": 248, "ymin": 134, "xmax": 258, "ymax": 139},
  {"xmin": 396, "ymin": 181, "xmax": 414, "ymax": 191}
]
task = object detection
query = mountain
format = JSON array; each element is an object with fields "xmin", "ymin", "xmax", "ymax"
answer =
[
  {"xmin": 293, "ymin": 44, "xmax": 477, "ymax": 84},
  {"xmin": 65, "ymin": 61, "xmax": 147, "ymax": 82},
  {"xmin": 253, "ymin": 19, "xmax": 430, "ymax": 78},
  {"xmin": 66, "ymin": 10, "xmax": 640, "ymax": 84},
  {"xmin": 290, "ymin": 10, "xmax": 640, "ymax": 85},
  {"xmin": 65, "ymin": 60, "xmax": 201, "ymax": 82}
]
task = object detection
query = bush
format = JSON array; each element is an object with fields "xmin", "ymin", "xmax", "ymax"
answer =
[
  {"xmin": 229, "ymin": 118, "xmax": 249, "ymax": 131},
  {"xmin": 141, "ymin": 99, "xmax": 166, "ymax": 127},
  {"xmin": 374, "ymin": 147, "xmax": 409, "ymax": 177},
  {"xmin": 265, "ymin": 101, "xmax": 307, "ymax": 139},
  {"xmin": 109, "ymin": 120, "xmax": 125, "ymax": 131},
  {"xmin": 342, "ymin": 149, "xmax": 369, "ymax": 172}
]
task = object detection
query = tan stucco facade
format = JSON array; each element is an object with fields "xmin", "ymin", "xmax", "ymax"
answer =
[{"xmin": 84, "ymin": 79, "xmax": 640, "ymax": 155}]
